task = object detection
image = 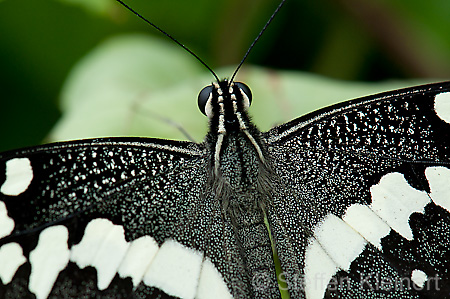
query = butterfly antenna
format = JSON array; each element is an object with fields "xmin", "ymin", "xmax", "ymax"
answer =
[
  {"xmin": 116, "ymin": 0, "xmax": 220, "ymax": 82},
  {"xmin": 230, "ymin": 0, "xmax": 287, "ymax": 83}
]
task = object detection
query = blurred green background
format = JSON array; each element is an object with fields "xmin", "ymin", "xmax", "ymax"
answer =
[{"xmin": 1, "ymin": 0, "xmax": 450, "ymax": 152}]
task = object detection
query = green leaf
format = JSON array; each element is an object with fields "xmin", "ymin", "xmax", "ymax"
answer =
[
  {"xmin": 49, "ymin": 34, "xmax": 434, "ymax": 143},
  {"xmin": 57, "ymin": 0, "xmax": 114, "ymax": 15}
]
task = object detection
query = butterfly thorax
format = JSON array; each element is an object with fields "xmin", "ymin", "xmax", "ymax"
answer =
[{"xmin": 200, "ymin": 80, "xmax": 274, "ymax": 215}]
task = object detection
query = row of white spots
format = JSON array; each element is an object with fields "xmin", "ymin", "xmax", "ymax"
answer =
[
  {"xmin": 435, "ymin": 92, "xmax": 450, "ymax": 124},
  {"xmin": 0, "ymin": 158, "xmax": 33, "ymax": 286},
  {"xmin": 0, "ymin": 158, "xmax": 33, "ymax": 285},
  {"xmin": 1, "ymin": 158, "xmax": 33, "ymax": 196},
  {"xmin": 0, "ymin": 227, "xmax": 70, "ymax": 299},
  {"xmin": 0, "ymin": 218, "xmax": 232, "ymax": 299},
  {"xmin": 73, "ymin": 220, "xmax": 232, "ymax": 299},
  {"xmin": 304, "ymin": 166, "xmax": 450, "ymax": 299}
]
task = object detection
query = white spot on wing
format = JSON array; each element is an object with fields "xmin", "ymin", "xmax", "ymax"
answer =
[
  {"xmin": 0, "ymin": 242, "xmax": 26, "ymax": 285},
  {"xmin": 0, "ymin": 201, "xmax": 14, "ymax": 238},
  {"xmin": 304, "ymin": 239, "xmax": 338, "ymax": 299},
  {"xmin": 343, "ymin": 204, "xmax": 390, "ymax": 249},
  {"xmin": 144, "ymin": 239, "xmax": 203, "ymax": 299},
  {"xmin": 118, "ymin": 235, "xmax": 159, "ymax": 287},
  {"xmin": 70, "ymin": 218, "xmax": 130, "ymax": 291},
  {"xmin": 314, "ymin": 214, "xmax": 366, "ymax": 270},
  {"xmin": 29, "ymin": 225, "xmax": 70, "ymax": 299},
  {"xmin": 196, "ymin": 258, "xmax": 233, "ymax": 299},
  {"xmin": 411, "ymin": 269, "xmax": 427, "ymax": 288},
  {"xmin": 370, "ymin": 172, "xmax": 429, "ymax": 240},
  {"xmin": 304, "ymin": 214, "xmax": 366, "ymax": 299},
  {"xmin": 426, "ymin": 167, "xmax": 450, "ymax": 213},
  {"xmin": 304, "ymin": 167, "xmax": 448, "ymax": 298},
  {"xmin": 1, "ymin": 158, "xmax": 33, "ymax": 196},
  {"xmin": 434, "ymin": 92, "xmax": 450, "ymax": 124}
]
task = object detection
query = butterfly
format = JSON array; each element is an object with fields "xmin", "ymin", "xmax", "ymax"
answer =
[{"xmin": 2, "ymin": 1, "xmax": 450, "ymax": 299}]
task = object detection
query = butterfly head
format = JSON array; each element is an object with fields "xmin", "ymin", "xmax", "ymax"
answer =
[{"xmin": 198, "ymin": 80, "xmax": 253, "ymax": 131}]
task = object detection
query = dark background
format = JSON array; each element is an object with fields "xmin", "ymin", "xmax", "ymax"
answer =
[{"xmin": 1, "ymin": 0, "xmax": 449, "ymax": 152}]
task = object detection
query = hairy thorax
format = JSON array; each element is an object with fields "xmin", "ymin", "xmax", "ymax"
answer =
[{"xmin": 209, "ymin": 131, "xmax": 274, "ymax": 215}]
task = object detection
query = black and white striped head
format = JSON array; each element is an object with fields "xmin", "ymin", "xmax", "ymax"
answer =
[{"xmin": 198, "ymin": 80, "xmax": 253, "ymax": 132}]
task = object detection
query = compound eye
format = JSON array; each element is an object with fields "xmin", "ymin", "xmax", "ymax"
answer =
[
  {"xmin": 198, "ymin": 85, "xmax": 214, "ymax": 117},
  {"xmin": 235, "ymin": 82, "xmax": 252, "ymax": 108}
]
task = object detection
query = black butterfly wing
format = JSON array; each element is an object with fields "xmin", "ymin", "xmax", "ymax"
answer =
[
  {"xmin": 0, "ymin": 137, "xmax": 247, "ymax": 299},
  {"xmin": 264, "ymin": 81, "xmax": 450, "ymax": 298},
  {"xmin": 4, "ymin": 82, "xmax": 449, "ymax": 299}
]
